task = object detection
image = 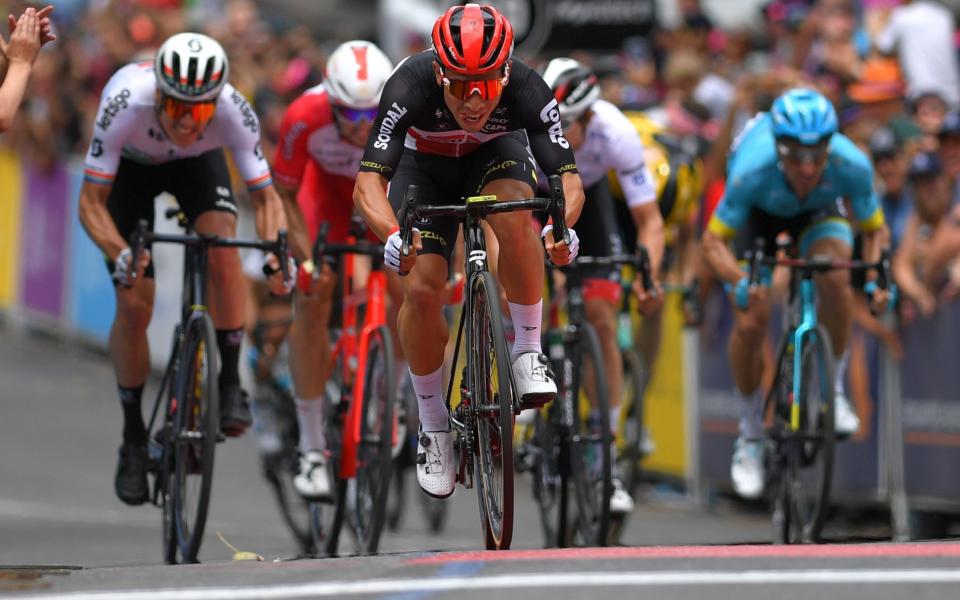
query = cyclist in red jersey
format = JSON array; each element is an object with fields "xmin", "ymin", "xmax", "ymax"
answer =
[
  {"xmin": 353, "ymin": 4, "xmax": 585, "ymax": 499},
  {"xmin": 272, "ymin": 40, "xmax": 394, "ymax": 500}
]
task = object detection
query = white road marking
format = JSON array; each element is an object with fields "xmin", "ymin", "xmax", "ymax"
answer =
[{"xmin": 8, "ymin": 569, "xmax": 960, "ymax": 599}]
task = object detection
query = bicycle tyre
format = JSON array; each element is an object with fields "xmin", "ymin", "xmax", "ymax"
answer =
[
  {"xmin": 619, "ymin": 347, "xmax": 647, "ymax": 497},
  {"xmin": 469, "ymin": 270, "xmax": 515, "ymax": 551},
  {"xmin": 171, "ymin": 313, "xmax": 219, "ymax": 563},
  {"xmin": 260, "ymin": 387, "xmax": 314, "ymax": 554},
  {"xmin": 568, "ymin": 322, "xmax": 612, "ymax": 547},
  {"xmin": 532, "ymin": 405, "xmax": 565, "ymax": 547},
  {"xmin": 350, "ymin": 325, "xmax": 396, "ymax": 555},
  {"xmin": 788, "ymin": 324, "xmax": 835, "ymax": 543},
  {"xmin": 313, "ymin": 360, "xmax": 347, "ymax": 557}
]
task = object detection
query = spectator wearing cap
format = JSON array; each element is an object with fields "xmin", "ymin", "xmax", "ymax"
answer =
[
  {"xmin": 875, "ymin": 0, "xmax": 960, "ymax": 111},
  {"xmin": 937, "ymin": 112, "xmax": 960, "ymax": 202},
  {"xmin": 847, "ymin": 57, "xmax": 922, "ymax": 148},
  {"xmin": 871, "ymin": 126, "xmax": 912, "ymax": 250},
  {"xmin": 893, "ymin": 151, "xmax": 960, "ymax": 319}
]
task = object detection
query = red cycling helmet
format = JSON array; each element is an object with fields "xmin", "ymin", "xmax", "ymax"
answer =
[{"xmin": 431, "ymin": 3, "xmax": 514, "ymax": 76}]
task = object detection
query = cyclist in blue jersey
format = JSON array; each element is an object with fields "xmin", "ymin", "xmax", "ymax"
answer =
[{"xmin": 702, "ymin": 88, "xmax": 888, "ymax": 499}]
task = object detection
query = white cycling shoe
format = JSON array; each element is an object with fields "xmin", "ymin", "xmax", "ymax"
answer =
[
  {"xmin": 609, "ymin": 477, "xmax": 635, "ymax": 514},
  {"xmin": 834, "ymin": 392, "xmax": 861, "ymax": 439},
  {"xmin": 512, "ymin": 352, "xmax": 557, "ymax": 409},
  {"xmin": 416, "ymin": 428, "xmax": 456, "ymax": 499},
  {"xmin": 730, "ymin": 436, "xmax": 765, "ymax": 500},
  {"xmin": 293, "ymin": 450, "xmax": 332, "ymax": 501}
]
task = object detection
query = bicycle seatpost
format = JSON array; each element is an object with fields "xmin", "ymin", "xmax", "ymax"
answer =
[
  {"xmin": 547, "ymin": 174, "xmax": 569, "ymax": 245},
  {"xmin": 398, "ymin": 184, "xmax": 418, "ymax": 276}
]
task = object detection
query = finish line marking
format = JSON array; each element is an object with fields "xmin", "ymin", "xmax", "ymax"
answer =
[
  {"xmin": 9, "ymin": 569, "xmax": 960, "ymax": 600},
  {"xmin": 406, "ymin": 542, "xmax": 960, "ymax": 564}
]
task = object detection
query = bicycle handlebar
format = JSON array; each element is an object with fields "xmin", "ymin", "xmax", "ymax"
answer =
[
  {"xmin": 566, "ymin": 248, "xmax": 654, "ymax": 292},
  {"xmin": 312, "ymin": 220, "xmax": 385, "ymax": 265}
]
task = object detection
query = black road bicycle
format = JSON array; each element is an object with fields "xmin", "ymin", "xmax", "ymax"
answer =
[
  {"xmin": 396, "ymin": 175, "xmax": 569, "ymax": 550},
  {"xmin": 130, "ymin": 210, "xmax": 288, "ymax": 564}
]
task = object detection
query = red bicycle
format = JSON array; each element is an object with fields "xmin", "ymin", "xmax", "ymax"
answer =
[{"xmin": 308, "ymin": 219, "xmax": 397, "ymax": 556}]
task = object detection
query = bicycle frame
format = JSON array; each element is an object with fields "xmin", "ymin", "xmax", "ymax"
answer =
[{"xmin": 789, "ymin": 277, "xmax": 818, "ymax": 431}]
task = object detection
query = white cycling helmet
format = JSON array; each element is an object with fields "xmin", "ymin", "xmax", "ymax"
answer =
[
  {"xmin": 324, "ymin": 40, "xmax": 393, "ymax": 109},
  {"xmin": 155, "ymin": 32, "xmax": 229, "ymax": 102},
  {"xmin": 541, "ymin": 57, "xmax": 600, "ymax": 123}
]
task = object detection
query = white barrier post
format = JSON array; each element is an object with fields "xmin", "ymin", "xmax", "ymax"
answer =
[
  {"xmin": 879, "ymin": 312, "xmax": 910, "ymax": 541},
  {"xmin": 683, "ymin": 324, "xmax": 704, "ymax": 507}
]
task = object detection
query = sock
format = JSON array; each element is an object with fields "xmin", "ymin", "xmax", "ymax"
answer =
[
  {"xmin": 295, "ymin": 396, "xmax": 325, "ymax": 455},
  {"xmin": 736, "ymin": 388, "xmax": 764, "ymax": 440},
  {"xmin": 119, "ymin": 384, "xmax": 147, "ymax": 445},
  {"xmin": 217, "ymin": 328, "xmax": 244, "ymax": 390},
  {"xmin": 411, "ymin": 366, "xmax": 448, "ymax": 431},
  {"xmin": 609, "ymin": 404, "xmax": 622, "ymax": 435},
  {"xmin": 835, "ymin": 349, "xmax": 849, "ymax": 396},
  {"xmin": 508, "ymin": 300, "xmax": 543, "ymax": 360}
]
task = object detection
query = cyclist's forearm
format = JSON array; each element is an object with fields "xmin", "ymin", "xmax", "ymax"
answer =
[
  {"xmin": 631, "ymin": 202, "xmax": 665, "ymax": 277},
  {"xmin": 276, "ymin": 184, "xmax": 311, "ymax": 261},
  {"xmin": 353, "ymin": 172, "xmax": 395, "ymax": 242},
  {"xmin": 250, "ymin": 185, "xmax": 288, "ymax": 243},
  {"xmin": 702, "ymin": 230, "xmax": 745, "ymax": 285},
  {"xmin": 561, "ymin": 172, "xmax": 585, "ymax": 226},
  {"xmin": 78, "ymin": 183, "xmax": 126, "ymax": 259},
  {"xmin": 860, "ymin": 227, "xmax": 883, "ymax": 271}
]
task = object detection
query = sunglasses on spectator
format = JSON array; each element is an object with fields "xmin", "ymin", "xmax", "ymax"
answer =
[
  {"xmin": 439, "ymin": 67, "xmax": 507, "ymax": 101},
  {"xmin": 333, "ymin": 105, "xmax": 379, "ymax": 124},
  {"xmin": 159, "ymin": 95, "xmax": 217, "ymax": 127},
  {"xmin": 776, "ymin": 139, "xmax": 829, "ymax": 166}
]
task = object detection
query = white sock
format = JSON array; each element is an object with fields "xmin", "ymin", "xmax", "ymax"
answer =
[
  {"xmin": 508, "ymin": 300, "xmax": 543, "ymax": 360},
  {"xmin": 736, "ymin": 388, "xmax": 764, "ymax": 440},
  {"xmin": 835, "ymin": 349, "xmax": 849, "ymax": 396},
  {"xmin": 609, "ymin": 405, "xmax": 622, "ymax": 434},
  {"xmin": 295, "ymin": 396, "xmax": 325, "ymax": 455},
  {"xmin": 411, "ymin": 366, "xmax": 448, "ymax": 431}
]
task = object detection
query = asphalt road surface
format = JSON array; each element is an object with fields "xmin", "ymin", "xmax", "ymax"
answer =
[{"xmin": 1, "ymin": 326, "xmax": 958, "ymax": 599}]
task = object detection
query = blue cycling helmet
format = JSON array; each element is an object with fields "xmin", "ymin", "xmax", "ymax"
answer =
[{"xmin": 770, "ymin": 88, "xmax": 838, "ymax": 145}]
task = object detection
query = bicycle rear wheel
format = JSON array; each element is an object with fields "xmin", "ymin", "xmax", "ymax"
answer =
[
  {"xmin": 568, "ymin": 323, "xmax": 612, "ymax": 547},
  {"xmin": 313, "ymin": 365, "xmax": 347, "ymax": 557},
  {"xmin": 170, "ymin": 313, "xmax": 219, "ymax": 563},
  {"xmin": 469, "ymin": 271, "xmax": 515, "ymax": 551},
  {"xmin": 349, "ymin": 325, "xmax": 395, "ymax": 555},
  {"xmin": 532, "ymin": 405, "xmax": 566, "ymax": 547}
]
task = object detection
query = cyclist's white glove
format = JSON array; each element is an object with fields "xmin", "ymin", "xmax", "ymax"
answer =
[
  {"xmin": 112, "ymin": 247, "xmax": 150, "ymax": 287},
  {"xmin": 384, "ymin": 227, "xmax": 419, "ymax": 273},
  {"xmin": 540, "ymin": 224, "xmax": 580, "ymax": 264}
]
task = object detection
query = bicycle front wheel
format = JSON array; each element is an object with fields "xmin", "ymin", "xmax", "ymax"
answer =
[
  {"xmin": 171, "ymin": 313, "xmax": 219, "ymax": 563},
  {"xmin": 469, "ymin": 271, "xmax": 515, "ymax": 551},
  {"xmin": 350, "ymin": 325, "xmax": 396, "ymax": 555},
  {"xmin": 619, "ymin": 347, "xmax": 648, "ymax": 498},
  {"xmin": 568, "ymin": 322, "xmax": 612, "ymax": 547}
]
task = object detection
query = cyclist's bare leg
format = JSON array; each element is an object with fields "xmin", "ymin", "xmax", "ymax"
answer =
[
  {"xmin": 194, "ymin": 210, "xmax": 245, "ymax": 329},
  {"xmin": 289, "ymin": 279, "xmax": 335, "ymax": 399},
  {"xmin": 482, "ymin": 179, "xmax": 542, "ymax": 305},
  {"xmin": 585, "ymin": 296, "xmax": 623, "ymax": 414},
  {"xmin": 399, "ymin": 254, "xmax": 450, "ymax": 374},
  {"xmin": 636, "ymin": 306, "xmax": 663, "ymax": 375},
  {"xmin": 728, "ymin": 287, "xmax": 772, "ymax": 396},
  {"xmin": 110, "ymin": 280, "xmax": 155, "ymax": 388},
  {"xmin": 807, "ymin": 236, "xmax": 853, "ymax": 356}
]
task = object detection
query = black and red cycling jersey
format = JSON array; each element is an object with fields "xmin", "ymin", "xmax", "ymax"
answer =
[{"xmin": 359, "ymin": 51, "xmax": 577, "ymax": 179}]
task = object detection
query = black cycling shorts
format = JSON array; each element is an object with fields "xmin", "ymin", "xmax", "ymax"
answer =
[
  {"xmin": 575, "ymin": 178, "xmax": 627, "ymax": 282},
  {"xmin": 732, "ymin": 201, "xmax": 852, "ymax": 258},
  {"xmin": 105, "ymin": 149, "xmax": 237, "ymax": 281},
  {"xmin": 386, "ymin": 131, "xmax": 538, "ymax": 261}
]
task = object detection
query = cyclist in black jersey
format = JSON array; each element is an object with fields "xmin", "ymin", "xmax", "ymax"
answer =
[{"xmin": 353, "ymin": 3, "xmax": 585, "ymax": 499}]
